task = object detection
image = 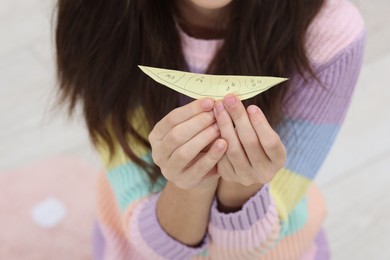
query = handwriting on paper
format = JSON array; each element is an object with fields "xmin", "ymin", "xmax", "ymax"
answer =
[{"xmin": 138, "ymin": 65, "xmax": 288, "ymax": 100}]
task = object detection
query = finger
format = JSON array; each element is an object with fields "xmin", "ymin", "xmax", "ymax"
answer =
[
  {"xmin": 169, "ymin": 123, "xmax": 221, "ymax": 172},
  {"xmin": 214, "ymin": 99, "xmax": 250, "ymax": 171},
  {"xmin": 161, "ymin": 111, "xmax": 215, "ymax": 158},
  {"xmin": 217, "ymin": 155, "xmax": 236, "ymax": 182},
  {"xmin": 183, "ymin": 139, "xmax": 227, "ymax": 182},
  {"xmin": 150, "ymin": 98, "xmax": 214, "ymax": 141},
  {"xmin": 222, "ymin": 94, "xmax": 269, "ymax": 166},
  {"xmin": 247, "ymin": 105, "xmax": 286, "ymax": 164}
]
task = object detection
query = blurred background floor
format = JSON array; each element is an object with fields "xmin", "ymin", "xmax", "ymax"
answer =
[{"xmin": 1, "ymin": 0, "xmax": 389, "ymax": 259}]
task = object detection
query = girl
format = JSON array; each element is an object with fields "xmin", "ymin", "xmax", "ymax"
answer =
[{"xmin": 55, "ymin": 0, "xmax": 365, "ymax": 259}]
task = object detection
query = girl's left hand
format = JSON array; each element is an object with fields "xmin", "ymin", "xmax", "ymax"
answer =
[{"xmin": 213, "ymin": 94, "xmax": 286, "ymax": 186}]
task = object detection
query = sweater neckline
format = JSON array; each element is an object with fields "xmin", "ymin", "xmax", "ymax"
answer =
[{"xmin": 176, "ymin": 23, "xmax": 224, "ymax": 73}]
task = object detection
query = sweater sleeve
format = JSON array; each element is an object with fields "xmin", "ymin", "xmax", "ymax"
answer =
[
  {"xmin": 95, "ymin": 109, "xmax": 208, "ymax": 260},
  {"xmin": 206, "ymin": 23, "xmax": 366, "ymax": 260}
]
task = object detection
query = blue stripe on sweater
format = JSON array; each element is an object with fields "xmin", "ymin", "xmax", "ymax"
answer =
[
  {"xmin": 107, "ymin": 153, "xmax": 167, "ymax": 211},
  {"xmin": 277, "ymin": 117, "xmax": 340, "ymax": 180}
]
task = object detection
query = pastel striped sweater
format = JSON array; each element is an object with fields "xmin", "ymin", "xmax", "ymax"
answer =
[{"xmin": 92, "ymin": 0, "xmax": 366, "ymax": 259}]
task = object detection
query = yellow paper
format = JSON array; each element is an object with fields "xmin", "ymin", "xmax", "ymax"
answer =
[{"xmin": 138, "ymin": 65, "xmax": 288, "ymax": 100}]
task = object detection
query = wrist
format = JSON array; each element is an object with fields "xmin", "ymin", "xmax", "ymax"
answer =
[
  {"xmin": 168, "ymin": 179, "xmax": 218, "ymax": 200},
  {"xmin": 216, "ymin": 179, "xmax": 263, "ymax": 213},
  {"xmin": 157, "ymin": 180, "xmax": 217, "ymax": 247}
]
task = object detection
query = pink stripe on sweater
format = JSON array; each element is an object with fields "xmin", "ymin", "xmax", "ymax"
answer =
[
  {"xmin": 97, "ymin": 198, "xmax": 153, "ymax": 260},
  {"xmin": 177, "ymin": 24, "xmax": 223, "ymax": 73},
  {"xmin": 306, "ymin": 0, "xmax": 364, "ymax": 65},
  {"xmin": 99, "ymin": 222, "xmax": 135, "ymax": 260},
  {"xmin": 261, "ymin": 184, "xmax": 326, "ymax": 260},
  {"xmin": 207, "ymin": 222, "xmax": 281, "ymax": 260},
  {"xmin": 300, "ymin": 242, "xmax": 317, "ymax": 260}
]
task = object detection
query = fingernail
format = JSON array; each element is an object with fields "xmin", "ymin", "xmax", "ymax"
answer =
[
  {"xmin": 224, "ymin": 95, "xmax": 237, "ymax": 107},
  {"xmin": 215, "ymin": 101, "xmax": 225, "ymax": 112},
  {"xmin": 248, "ymin": 106, "xmax": 258, "ymax": 114},
  {"xmin": 202, "ymin": 99, "xmax": 213, "ymax": 109}
]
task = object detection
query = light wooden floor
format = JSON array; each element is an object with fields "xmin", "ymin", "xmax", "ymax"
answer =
[{"xmin": 1, "ymin": 1, "xmax": 389, "ymax": 259}]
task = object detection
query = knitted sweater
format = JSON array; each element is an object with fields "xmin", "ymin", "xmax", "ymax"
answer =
[{"xmin": 92, "ymin": 0, "xmax": 366, "ymax": 259}]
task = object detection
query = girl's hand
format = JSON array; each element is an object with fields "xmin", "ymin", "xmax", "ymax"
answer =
[
  {"xmin": 149, "ymin": 98, "xmax": 227, "ymax": 191},
  {"xmin": 213, "ymin": 94, "xmax": 286, "ymax": 186}
]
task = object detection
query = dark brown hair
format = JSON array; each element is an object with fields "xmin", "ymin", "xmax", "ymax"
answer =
[{"xmin": 54, "ymin": 0, "xmax": 324, "ymax": 186}]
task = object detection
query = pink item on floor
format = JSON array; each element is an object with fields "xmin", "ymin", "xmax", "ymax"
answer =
[{"xmin": 0, "ymin": 156, "xmax": 99, "ymax": 260}]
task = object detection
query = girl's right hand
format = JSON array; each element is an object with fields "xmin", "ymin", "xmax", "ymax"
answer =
[{"xmin": 149, "ymin": 98, "xmax": 227, "ymax": 191}]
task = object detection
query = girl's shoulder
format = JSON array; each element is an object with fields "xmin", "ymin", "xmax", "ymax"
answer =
[{"xmin": 305, "ymin": 0, "xmax": 366, "ymax": 66}]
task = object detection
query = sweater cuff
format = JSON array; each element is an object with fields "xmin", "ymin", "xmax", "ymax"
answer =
[
  {"xmin": 210, "ymin": 184, "xmax": 272, "ymax": 230},
  {"xmin": 138, "ymin": 192, "xmax": 208, "ymax": 260}
]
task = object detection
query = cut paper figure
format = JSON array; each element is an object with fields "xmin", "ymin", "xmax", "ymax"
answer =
[{"xmin": 138, "ymin": 65, "xmax": 288, "ymax": 100}]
